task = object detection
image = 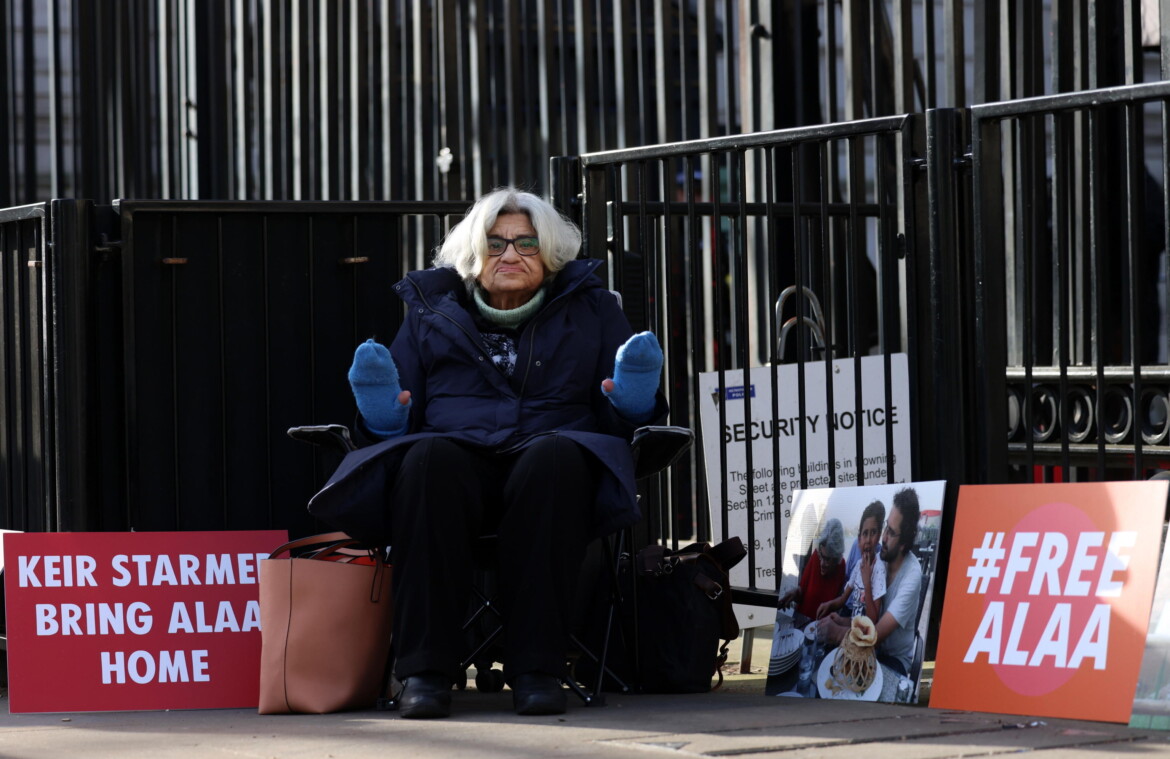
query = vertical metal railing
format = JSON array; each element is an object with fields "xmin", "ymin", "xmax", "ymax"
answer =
[
  {"xmin": 570, "ymin": 77, "xmax": 1170, "ymax": 609},
  {"xmin": 969, "ymin": 80, "xmax": 1170, "ymax": 483},
  {"xmin": 0, "ymin": 0, "xmax": 742, "ymax": 206},
  {"xmin": 0, "ymin": 203, "xmax": 52, "ymax": 532},
  {"xmin": 577, "ymin": 113, "xmax": 923, "ymax": 608},
  {"xmin": 4, "ymin": 2, "xmax": 1162, "ymax": 207}
]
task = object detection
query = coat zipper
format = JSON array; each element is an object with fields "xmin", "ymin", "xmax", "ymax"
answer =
[
  {"xmin": 403, "ymin": 277, "xmax": 491, "ymax": 364},
  {"xmin": 518, "ymin": 320, "xmax": 539, "ymax": 396},
  {"xmin": 516, "ymin": 278, "xmax": 580, "ymax": 395}
]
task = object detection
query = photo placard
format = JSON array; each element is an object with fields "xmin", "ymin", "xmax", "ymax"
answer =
[{"xmin": 763, "ymin": 481, "xmax": 946, "ymax": 703}]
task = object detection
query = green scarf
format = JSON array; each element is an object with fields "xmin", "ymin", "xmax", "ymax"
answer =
[{"xmin": 473, "ymin": 287, "xmax": 546, "ymax": 328}]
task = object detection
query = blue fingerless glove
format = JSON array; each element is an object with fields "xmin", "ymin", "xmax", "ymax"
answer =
[
  {"xmin": 602, "ymin": 331, "xmax": 663, "ymax": 423},
  {"xmin": 348, "ymin": 339, "xmax": 410, "ymax": 438}
]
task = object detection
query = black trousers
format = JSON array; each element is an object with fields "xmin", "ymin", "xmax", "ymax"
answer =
[{"xmin": 388, "ymin": 434, "xmax": 594, "ymax": 682}]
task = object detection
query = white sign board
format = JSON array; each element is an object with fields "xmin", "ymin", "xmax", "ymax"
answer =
[{"xmin": 698, "ymin": 354, "xmax": 913, "ymax": 628}]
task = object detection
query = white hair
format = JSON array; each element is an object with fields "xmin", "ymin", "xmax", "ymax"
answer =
[{"xmin": 433, "ymin": 187, "xmax": 582, "ymax": 289}]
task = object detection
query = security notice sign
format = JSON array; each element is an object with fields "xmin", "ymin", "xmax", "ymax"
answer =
[
  {"xmin": 3, "ymin": 529, "xmax": 286, "ymax": 713},
  {"xmin": 931, "ymin": 482, "xmax": 1167, "ymax": 723},
  {"xmin": 698, "ymin": 354, "xmax": 912, "ymax": 628}
]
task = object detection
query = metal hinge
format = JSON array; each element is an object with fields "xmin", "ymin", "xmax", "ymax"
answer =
[{"xmin": 95, "ymin": 233, "xmax": 123, "ymax": 254}]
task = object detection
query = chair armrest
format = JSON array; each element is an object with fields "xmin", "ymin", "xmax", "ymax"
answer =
[
  {"xmin": 287, "ymin": 424, "xmax": 358, "ymax": 455},
  {"xmin": 630, "ymin": 425, "xmax": 693, "ymax": 479}
]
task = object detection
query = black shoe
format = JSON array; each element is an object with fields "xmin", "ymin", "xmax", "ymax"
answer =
[
  {"xmin": 398, "ymin": 672, "xmax": 453, "ymax": 719},
  {"xmin": 512, "ymin": 672, "xmax": 566, "ymax": 716}
]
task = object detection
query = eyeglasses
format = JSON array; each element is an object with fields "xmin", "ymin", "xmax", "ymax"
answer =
[
  {"xmin": 883, "ymin": 524, "xmax": 900, "ymax": 540},
  {"xmin": 486, "ymin": 236, "xmax": 540, "ymax": 256}
]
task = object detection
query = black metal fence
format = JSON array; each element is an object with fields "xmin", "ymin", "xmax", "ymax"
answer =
[
  {"xmin": 0, "ymin": 199, "xmax": 470, "ymax": 536},
  {"xmin": 967, "ymin": 80, "xmax": 1170, "ymax": 483},
  {"xmin": 566, "ymin": 79, "xmax": 1170, "ymax": 620},
  {"xmin": 3, "ymin": 2, "xmax": 1163, "ymax": 206},
  {"xmin": 565, "ymin": 115, "xmax": 930, "ymax": 612},
  {"xmin": 1, "ymin": 0, "xmax": 742, "ymax": 205},
  {"xmin": 3, "ymin": 80, "xmax": 1170, "ymax": 629}
]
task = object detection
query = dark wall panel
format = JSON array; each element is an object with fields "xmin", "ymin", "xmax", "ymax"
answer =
[{"xmin": 0, "ymin": 200, "xmax": 469, "ymax": 537}]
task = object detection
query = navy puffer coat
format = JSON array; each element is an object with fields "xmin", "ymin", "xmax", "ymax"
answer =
[{"xmin": 307, "ymin": 259, "xmax": 668, "ymax": 545}]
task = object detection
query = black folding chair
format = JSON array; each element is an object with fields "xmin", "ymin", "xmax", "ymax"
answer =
[{"xmin": 287, "ymin": 422, "xmax": 693, "ymax": 707}]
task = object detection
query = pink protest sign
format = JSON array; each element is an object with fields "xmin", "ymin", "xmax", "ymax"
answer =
[
  {"xmin": 932, "ymin": 482, "xmax": 1166, "ymax": 723},
  {"xmin": 3, "ymin": 530, "xmax": 286, "ymax": 713}
]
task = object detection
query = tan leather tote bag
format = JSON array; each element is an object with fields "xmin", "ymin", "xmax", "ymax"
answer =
[{"xmin": 258, "ymin": 532, "xmax": 393, "ymax": 714}]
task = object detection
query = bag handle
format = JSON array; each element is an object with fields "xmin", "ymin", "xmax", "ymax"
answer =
[
  {"xmin": 635, "ymin": 543, "xmax": 741, "ymax": 642},
  {"xmin": 706, "ymin": 537, "xmax": 747, "ymax": 572},
  {"xmin": 267, "ymin": 532, "xmax": 390, "ymax": 604},
  {"xmin": 639, "ymin": 537, "xmax": 747, "ymax": 576},
  {"xmin": 691, "ymin": 554, "xmax": 740, "ymax": 641},
  {"xmin": 267, "ymin": 531, "xmax": 382, "ymax": 561}
]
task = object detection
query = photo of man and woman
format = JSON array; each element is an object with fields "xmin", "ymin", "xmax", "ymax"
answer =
[{"xmin": 765, "ymin": 480, "xmax": 946, "ymax": 703}]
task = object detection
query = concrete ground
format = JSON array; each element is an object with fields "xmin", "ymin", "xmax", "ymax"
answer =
[{"xmin": 2, "ymin": 627, "xmax": 1169, "ymax": 758}]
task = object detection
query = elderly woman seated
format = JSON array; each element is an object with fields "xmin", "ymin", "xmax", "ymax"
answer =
[
  {"xmin": 308, "ymin": 187, "xmax": 668, "ymax": 719},
  {"xmin": 778, "ymin": 518, "xmax": 847, "ymax": 622}
]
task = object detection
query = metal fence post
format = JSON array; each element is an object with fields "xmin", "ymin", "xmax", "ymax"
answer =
[
  {"xmin": 549, "ymin": 156, "xmax": 582, "ymax": 229},
  {"xmin": 580, "ymin": 164, "xmax": 611, "ymax": 268},
  {"xmin": 969, "ymin": 111, "xmax": 1009, "ymax": 485},
  {"xmin": 921, "ymin": 108, "xmax": 971, "ymax": 487},
  {"xmin": 919, "ymin": 107, "xmax": 972, "ymax": 655},
  {"xmin": 48, "ymin": 199, "xmax": 101, "ymax": 531}
]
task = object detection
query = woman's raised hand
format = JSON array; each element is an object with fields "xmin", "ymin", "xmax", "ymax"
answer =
[
  {"xmin": 348, "ymin": 339, "xmax": 412, "ymax": 438},
  {"xmin": 601, "ymin": 331, "xmax": 663, "ymax": 423}
]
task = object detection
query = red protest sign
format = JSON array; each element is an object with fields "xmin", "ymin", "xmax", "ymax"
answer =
[
  {"xmin": 932, "ymin": 482, "xmax": 1166, "ymax": 723},
  {"xmin": 3, "ymin": 530, "xmax": 286, "ymax": 713}
]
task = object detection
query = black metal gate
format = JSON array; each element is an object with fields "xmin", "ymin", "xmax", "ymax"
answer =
[
  {"xmin": 0, "ymin": 199, "xmax": 470, "ymax": 536},
  {"xmin": 567, "ymin": 80, "xmax": 1170, "ymax": 614},
  {"xmin": 968, "ymin": 81, "xmax": 1170, "ymax": 483},
  {"xmin": 562, "ymin": 114, "xmax": 929, "ymax": 611}
]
